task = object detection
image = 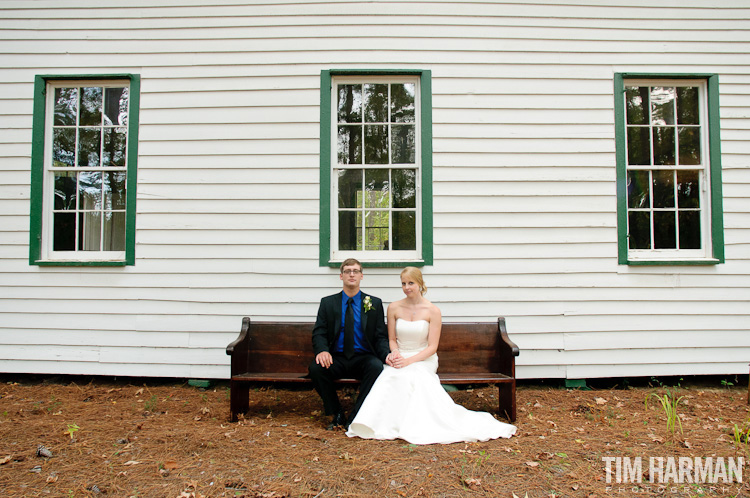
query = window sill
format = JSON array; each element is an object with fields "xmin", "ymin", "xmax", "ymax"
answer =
[
  {"xmin": 32, "ymin": 260, "xmax": 128, "ymax": 267},
  {"xmin": 325, "ymin": 260, "xmax": 425, "ymax": 268},
  {"xmin": 624, "ymin": 259, "xmax": 721, "ymax": 266}
]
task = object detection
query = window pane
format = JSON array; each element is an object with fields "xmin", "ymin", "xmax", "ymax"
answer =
[
  {"xmin": 54, "ymin": 87, "xmax": 78, "ymax": 126},
  {"xmin": 338, "ymin": 169, "xmax": 362, "ymax": 208},
  {"xmin": 104, "ymin": 171, "xmax": 127, "ymax": 210},
  {"xmin": 652, "ymin": 170, "xmax": 675, "ymax": 208},
  {"xmin": 391, "ymin": 83, "xmax": 415, "ymax": 123},
  {"xmin": 364, "ymin": 83, "xmax": 388, "ymax": 123},
  {"xmin": 393, "ymin": 211, "xmax": 416, "ymax": 250},
  {"xmin": 628, "ymin": 211, "xmax": 651, "ymax": 249},
  {"xmin": 338, "ymin": 211, "xmax": 358, "ymax": 250},
  {"xmin": 103, "ymin": 127, "xmax": 127, "ymax": 166},
  {"xmin": 364, "ymin": 169, "xmax": 389, "ymax": 208},
  {"xmin": 627, "ymin": 170, "xmax": 649, "ymax": 208},
  {"xmin": 104, "ymin": 87, "xmax": 128, "ymax": 126},
  {"xmin": 78, "ymin": 128, "xmax": 101, "ymax": 166},
  {"xmin": 392, "ymin": 124, "xmax": 415, "ymax": 164},
  {"xmin": 364, "ymin": 125, "xmax": 388, "ymax": 164},
  {"xmin": 80, "ymin": 211, "xmax": 102, "ymax": 251},
  {"xmin": 337, "ymin": 125, "xmax": 362, "ymax": 164},
  {"xmin": 79, "ymin": 171, "xmax": 103, "ymax": 210},
  {"xmin": 677, "ymin": 87, "xmax": 699, "ymax": 125},
  {"xmin": 365, "ymin": 211, "xmax": 389, "ymax": 250},
  {"xmin": 654, "ymin": 211, "xmax": 676, "ymax": 249},
  {"xmin": 52, "ymin": 128, "xmax": 76, "ymax": 167},
  {"xmin": 652, "ymin": 127, "xmax": 675, "ymax": 165},
  {"xmin": 103, "ymin": 211, "xmax": 126, "ymax": 251},
  {"xmin": 80, "ymin": 87, "xmax": 102, "ymax": 126},
  {"xmin": 337, "ymin": 84, "xmax": 362, "ymax": 123},
  {"xmin": 651, "ymin": 87, "xmax": 675, "ymax": 125},
  {"xmin": 393, "ymin": 168, "xmax": 416, "ymax": 208},
  {"xmin": 626, "ymin": 86, "xmax": 649, "ymax": 125},
  {"xmin": 627, "ymin": 127, "xmax": 650, "ymax": 165},
  {"xmin": 679, "ymin": 211, "xmax": 701, "ymax": 249},
  {"xmin": 53, "ymin": 212, "xmax": 76, "ymax": 251},
  {"xmin": 677, "ymin": 170, "xmax": 700, "ymax": 209},
  {"xmin": 54, "ymin": 172, "xmax": 77, "ymax": 210},
  {"xmin": 678, "ymin": 127, "xmax": 701, "ymax": 165}
]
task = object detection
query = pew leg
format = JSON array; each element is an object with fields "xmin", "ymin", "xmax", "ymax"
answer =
[
  {"xmin": 497, "ymin": 381, "xmax": 516, "ymax": 423},
  {"xmin": 229, "ymin": 380, "xmax": 249, "ymax": 422}
]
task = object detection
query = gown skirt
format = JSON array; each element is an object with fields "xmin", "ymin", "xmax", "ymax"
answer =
[{"xmin": 346, "ymin": 319, "xmax": 517, "ymax": 445}]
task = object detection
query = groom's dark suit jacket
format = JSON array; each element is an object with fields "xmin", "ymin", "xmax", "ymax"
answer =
[{"xmin": 312, "ymin": 291, "xmax": 390, "ymax": 363}]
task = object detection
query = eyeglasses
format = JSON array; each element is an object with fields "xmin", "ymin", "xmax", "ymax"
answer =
[{"xmin": 342, "ymin": 269, "xmax": 362, "ymax": 275}]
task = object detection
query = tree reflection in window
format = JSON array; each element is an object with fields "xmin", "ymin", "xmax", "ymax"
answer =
[{"xmin": 335, "ymin": 79, "xmax": 418, "ymax": 253}]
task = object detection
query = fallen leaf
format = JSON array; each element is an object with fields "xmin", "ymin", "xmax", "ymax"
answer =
[
  {"xmin": 0, "ymin": 455, "xmax": 11, "ymax": 465},
  {"xmin": 594, "ymin": 397, "xmax": 607, "ymax": 405},
  {"xmin": 162, "ymin": 460, "xmax": 179, "ymax": 470},
  {"xmin": 123, "ymin": 460, "xmax": 140, "ymax": 466},
  {"xmin": 135, "ymin": 388, "xmax": 143, "ymax": 396},
  {"xmin": 464, "ymin": 477, "xmax": 481, "ymax": 489},
  {"xmin": 648, "ymin": 434, "xmax": 665, "ymax": 443},
  {"xmin": 525, "ymin": 461, "xmax": 540, "ymax": 468}
]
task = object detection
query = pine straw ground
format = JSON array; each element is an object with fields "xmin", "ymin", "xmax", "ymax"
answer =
[{"xmin": 0, "ymin": 375, "xmax": 749, "ymax": 498}]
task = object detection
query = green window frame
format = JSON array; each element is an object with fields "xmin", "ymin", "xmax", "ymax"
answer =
[
  {"xmin": 29, "ymin": 74, "xmax": 140, "ymax": 266},
  {"xmin": 319, "ymin": 69, "xmax": 433, "ymax": 267},
  {"xmin": 614, "ymin": 73, "xmax": 724, "ymax": 265}
]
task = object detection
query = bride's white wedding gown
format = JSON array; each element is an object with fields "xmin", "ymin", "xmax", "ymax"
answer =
[{"xmin": 346, "ymin": 319, "xmax": 517, "ymax": 444}]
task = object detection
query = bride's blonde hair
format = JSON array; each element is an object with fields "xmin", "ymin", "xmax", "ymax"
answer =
[{"xmin": 401, "ymin": 266, "xmax": 427, "ymax": 296}]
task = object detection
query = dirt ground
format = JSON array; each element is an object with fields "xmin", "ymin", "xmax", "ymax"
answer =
[{"xmin": 0, "ymin": 375, "xmax": 749, "ymax": 498}]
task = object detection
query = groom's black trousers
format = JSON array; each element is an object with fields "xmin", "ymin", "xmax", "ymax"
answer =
[{"xmin": 308, "ymin": 352, "xmax": 384, "ymax": 424}]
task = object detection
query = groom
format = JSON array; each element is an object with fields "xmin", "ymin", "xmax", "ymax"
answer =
[{"xmin": 309, "ymin": 258, "xmax": 390, "ymax": 430}]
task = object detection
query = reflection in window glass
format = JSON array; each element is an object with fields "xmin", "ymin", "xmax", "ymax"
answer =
[
  {"xmin": 47, "ymin": 82, "xmax": 130, "ymax": 254},
  {"xmin": 333, "ymin": 77, "xmax": 420, "ymax": 255},
  {"xmin": 624, "ymin": 81, "xmax": 706, "ymax": 254}
]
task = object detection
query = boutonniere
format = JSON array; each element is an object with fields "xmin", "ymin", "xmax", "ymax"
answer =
[{"xmin": 363, "ymin": 296, "xmax": 373, "ymax": 313}]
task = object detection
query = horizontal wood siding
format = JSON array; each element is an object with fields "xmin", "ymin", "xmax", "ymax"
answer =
[{"xmin": 0, "ymin": 0, "xmax": 748, "ymax": 379}]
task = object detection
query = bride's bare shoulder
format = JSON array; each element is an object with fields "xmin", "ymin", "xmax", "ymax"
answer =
[
  {"xmin": 426, "ymin": 300, "xmax": 442, "ymax": 316},
  {"xmin": 388, "ymin": 298, "xmax": 407, "ymax": 309}
]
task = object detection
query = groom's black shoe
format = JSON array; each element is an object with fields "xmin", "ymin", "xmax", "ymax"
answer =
[{"xmin": 326, "ymin": 411, "xmax": 347, "ymax": 431}]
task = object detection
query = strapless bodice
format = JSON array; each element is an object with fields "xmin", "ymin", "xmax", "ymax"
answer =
[{"xmin": 395, "ymin": 319, "xmax": 430, "ymax": 353}]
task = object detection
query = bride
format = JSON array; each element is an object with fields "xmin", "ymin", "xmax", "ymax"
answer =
[{"xmin": 346, "ymin": 267, "xmax": 517, "ymax": 444}]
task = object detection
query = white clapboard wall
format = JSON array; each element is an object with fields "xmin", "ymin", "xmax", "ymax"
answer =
[{"xmin": 0, "ymin": 0, "xmax": 748, "ymax": 380}]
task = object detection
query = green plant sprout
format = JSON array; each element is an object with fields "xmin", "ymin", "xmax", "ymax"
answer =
[
  {"xmin": 645, "ymin": 388, "xmax": 684, "ymax": 435},
  {"xmin": 66, "ymin": 423, "xmax": 80, "ymax": 439}
]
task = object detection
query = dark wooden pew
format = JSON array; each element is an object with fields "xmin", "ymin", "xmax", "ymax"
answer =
[{"xmin": 226, "ymin": 317, "xmax": 519, "ymax": 422}]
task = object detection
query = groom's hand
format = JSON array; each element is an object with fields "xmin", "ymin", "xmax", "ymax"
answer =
[{"xmin": 315, "ymin": 351, "xmax": 333, "ymax": 368}]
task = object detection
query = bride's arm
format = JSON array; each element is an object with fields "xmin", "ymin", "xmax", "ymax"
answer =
[
  {"xmin": 385, "ymin": 303, "xmax": 402, "ymax": 366},
  {"xmin": 400, "ymin": 305, "xmax": 442, "ymax": 368}
]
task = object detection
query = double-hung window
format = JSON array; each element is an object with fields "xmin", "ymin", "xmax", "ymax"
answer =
[
  {"xmin": 614, "ymin": 74, "xmax": 724, "ymax": 265},
  {"xmin": 29, "ymin": 75, "xmax": 140, "ymax": 266},
  {"xmin": 320, "ymin": 70, "xmax": 433, "ymax": 266}
]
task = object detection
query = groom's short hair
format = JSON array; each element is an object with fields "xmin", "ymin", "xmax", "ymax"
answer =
[{"xmin": 339, "ymin": 258, "xmax": 362, "ymax": 273}]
